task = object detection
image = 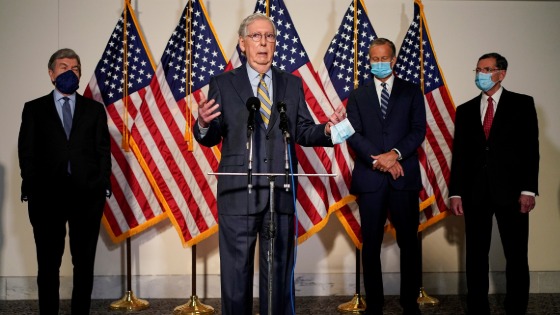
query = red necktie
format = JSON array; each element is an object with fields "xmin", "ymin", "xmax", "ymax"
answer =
[{"xmin": 483, "ymin": 96, "xmax": 494, "ymax": 139}]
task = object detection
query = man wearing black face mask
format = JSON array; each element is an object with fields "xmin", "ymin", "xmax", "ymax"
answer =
[{"xmin": 18, "ymin": 48, "xmax": 112, "ymax": 314}]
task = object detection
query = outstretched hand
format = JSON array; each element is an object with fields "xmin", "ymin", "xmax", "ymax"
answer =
[{"xmin": 197, "ymin": 94, "xmax": 220, "ymax": 128}]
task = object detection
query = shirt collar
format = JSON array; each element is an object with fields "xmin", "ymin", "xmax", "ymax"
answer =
[
  {"xmin": 53, "ymin": 89, "xmax": 76, "ymax": 104},
  {"xmin": 374, "ymin": 75, "xmax": 395, "ymax": 90}
]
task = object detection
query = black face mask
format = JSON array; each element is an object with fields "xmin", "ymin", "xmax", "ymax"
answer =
[{"xmin": 54, "ymin": 70, "xmax": 80, "ymax": 94}]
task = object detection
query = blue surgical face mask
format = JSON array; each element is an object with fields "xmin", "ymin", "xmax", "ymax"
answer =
[
  {"xmin": 54, "ymin": 70, "xmax": 80, "ymax": 94},
  {"xmin": 370, "ymin": 62, "xmax": 393, "ymax": 79},
  {"xmin": 475, "ymin": 72, "xmax": 496, "ymax": 92}
]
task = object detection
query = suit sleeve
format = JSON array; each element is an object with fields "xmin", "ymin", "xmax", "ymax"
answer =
[
  {"xmin": 521, "ymin": 96, "xmax": 539, "ymax": 195},
  {"xmin": 448, "ymin": 105, "xmax": 467, "ymax": 197},
  {"xmin": 393, "ymin": 85, "xmax": 426, "ymax": 159},
  {"xmin": 95, "ymin": 102, "xmax": 112, "ymax": 193},
  {"xmin": 294, "ymin": 77, "xmax": 332, "ymax": 148},
  {"xmin": 346, "ymin": 90, "xmax": 382, "ymax": 165},
  {"xmin": 18, "ymin": 102, "xmax": 34, "ymax": 200},
  {"xmin": 194, "ymin": 76, "xmax": 224, "ymax": 147}
]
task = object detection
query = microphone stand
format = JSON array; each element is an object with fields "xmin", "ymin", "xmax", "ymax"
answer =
[{"xmin": 208, "ymin": 172, "xmax": 335, "ymax": 315}]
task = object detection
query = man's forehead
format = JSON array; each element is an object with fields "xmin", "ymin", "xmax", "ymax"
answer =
[
  {"xmin": 248, "ymin": 19, "xmax": 273, "ymax": 30},
  {"xmin": 56, "ymin": 58, "xmax": 79, "ymax": 66}
]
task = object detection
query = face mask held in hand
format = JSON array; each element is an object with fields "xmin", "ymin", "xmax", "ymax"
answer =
[{"xmin": 54, "ymin": 70, "xmax": 80, "ymax": 95}]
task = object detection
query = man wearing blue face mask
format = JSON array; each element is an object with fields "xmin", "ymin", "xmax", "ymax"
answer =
[
  {"xmin": 18, "ymin": 48, "xmax": 112, "ymax": 314},
  {"xmin": 346, "ymin": 38, "xmax": 426, "ymax": 315},
  {"xmin": 449, "ymin": 53, "xmax": 539, "ymax": 315}
]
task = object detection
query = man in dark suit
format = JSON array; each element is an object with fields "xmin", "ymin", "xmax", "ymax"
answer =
[
  {"xmin": 346, "ymin": 38, "xmax": 426, "ymax": 315},
  {"xmin": 194, "ymin": 13, "xmax": 344, "ymax": 315},
  {"xmin": 18, "ymin": 48, "xmax": 112, "ymax": 314},
  {"xmin": 449, "ymin": 52, "xmax": 539, "ymax": 315}
]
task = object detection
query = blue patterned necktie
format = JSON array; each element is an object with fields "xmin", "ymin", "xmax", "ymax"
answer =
[
  {"xmin": 257, "ymin": 74, "xmax": 272, "ymax": 128},
  {"xmin": 380, "ymin": 82, "xmax": 390, "ymax": 119},
  {"xmin": 62, "ymin": 97, "xmax": 72, "ymax": 138}
]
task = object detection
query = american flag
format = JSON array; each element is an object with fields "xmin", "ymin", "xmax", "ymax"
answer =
[
  {"xmin": 317, "ymin": 0, "xmax": 378, "ymax": 247},
  {"xmin": 150, "ymin": 0, "xmax": 227, "ymax": 246},
  {"xmin": 394, "ymin": 0, "xmax": 455, "ymax": 230},
  {"xmin": 229, "ymin": 0, "xmax": 346, "ymax": 243},
  {"xmin": 84, "ymin": 1, "xmax": 168, "ymax": 242}
]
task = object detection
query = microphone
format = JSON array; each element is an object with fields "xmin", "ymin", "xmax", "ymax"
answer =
[
  {"xmin": 246, "ymin": 97, "xmax": 261, "ymax": 137},
  {"xmin": 277, "ymin": 101, "xmax": 291, "ymax": 190},
  {"xmin": 277, "ymin": 101, "xmax": 290, "ymax": 139},
  {"xmin": 246, "ymin": 97, "xmax": 260, "ymax": 193}
]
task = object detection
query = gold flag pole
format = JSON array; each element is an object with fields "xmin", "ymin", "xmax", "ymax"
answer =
[
  {"xmin": 338, "ymin": 2, "xmax": 365, "ymax": 312},
  {"xmin": 174, "ymin": 4, "xmax": 214, "ymax": 313},
  {"xmin": 110, "ymin": 2, "xmax": 151, "ymax": 310},
  {"xmin": 415, "ymin": 0, "xmax": 438, "ymax": 306},
  {"xmin": 173, "ymin": 245, "xmax": 215, "ymax": 314},
  {"xmin": 109, "ymin": 238, "xmax": 150, "ymax": 310}
]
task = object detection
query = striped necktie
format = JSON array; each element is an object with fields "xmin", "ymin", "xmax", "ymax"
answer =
[
  {"xmin": 380, "ymin": 82, "xmax": 389, "ymax": 119},
  {"xmin": 257, "ymin": 74, "xmax": 272, "ymax": 128}
]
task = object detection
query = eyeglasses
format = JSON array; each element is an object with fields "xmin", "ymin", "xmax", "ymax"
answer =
[
  {"xmin": 474, "ymin": 67, "xmax": 502, "ymax": 74},
  {"xmin": 246, "ymin": 33, "xmax": 276, "ymax": 43},
  {"xmin": 370, "ymin": 56, "xmax": 392, "ymax": 63}
]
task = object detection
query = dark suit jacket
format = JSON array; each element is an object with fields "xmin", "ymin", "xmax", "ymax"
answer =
[
  {"xmin": 346, "ymin": 77, "xmax": 426, "ymax": 194},
  {"xmin": 193, "ymin": 64, "xmax": 332, "ymax": 215},
  {"xmin": 18, "ymin": 91, "xmax": 111, "ymax": 200},
  {"xmin": 449, "ymin": 89, "xmax": 539, "ymax": 204}
]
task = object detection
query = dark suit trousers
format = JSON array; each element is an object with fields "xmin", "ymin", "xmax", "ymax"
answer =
[
  {"xmin": 218, "ymin": 210, "xmax": 295, "ymax": 315},
  {"xmin": 28, "ymin": 175, "xmax": 104, "ymax": 315},
  {"xmin": 464, "ymin": 190, "xmax": 530, "ymax": 315},
  {"xmin": 357, "ymin": 178, "xmax": 421, "ymax": 314}
]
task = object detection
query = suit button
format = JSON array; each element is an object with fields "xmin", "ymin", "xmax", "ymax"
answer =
[
  {"xmin": 264, "ymin": 158, "xmax": 268, "ymax": 163},
  {"xmin": 485, "ymin": 146, "xmax": 490, "ymax": 151},
  {"xmin": 266, "ymin": 136, "xmax": 270, "ymax": 140}
]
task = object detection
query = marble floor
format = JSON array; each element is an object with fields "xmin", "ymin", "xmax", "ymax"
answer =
[{"xmin": 1, "ymin": 294, "xmax": 559, "ymax": 314}]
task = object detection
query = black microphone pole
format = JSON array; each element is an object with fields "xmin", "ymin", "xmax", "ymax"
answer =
[
  {"xmin": 246, "ymin": 97, "xmax": 260, "ymax": 194},
  {"xmin": 277, "ymin": 102, "xmax": 291, "ymax": 191}
]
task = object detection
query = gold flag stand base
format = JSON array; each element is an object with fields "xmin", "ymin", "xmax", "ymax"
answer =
[
  {"xmin": 417, "ymin": 287, "xmax": 439, "ymax": 306},
  {"xmin": 337, "ymin": 293, "xmax": 367, "ymax": 313},
  {"xmin": 109, "ymin": 290, "xmax": 150, "ymax": 311},
  {"xmin": 173, "ymin": 295, "xmax": 215, "ymax": 315}
]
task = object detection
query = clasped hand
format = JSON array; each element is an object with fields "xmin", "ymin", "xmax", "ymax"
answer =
[{"xmin": 371, "ymin": 151, "xmax": 404, "ymax": 180}]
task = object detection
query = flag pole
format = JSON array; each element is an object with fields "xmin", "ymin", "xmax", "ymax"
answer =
[
  {"xmin": 415, "ymin": 0, "xmax": 438, "ymax": 306},
  {"xmin": 337, "ymin": 247, "xmax": 366, "ymax": 312},
  {"xmin": 109, "ymin": 237, "xmax": 150, "ymax": 310},
  {"xmin": 109, "ymin": 2, "xmax": 149, "ymax": 310},
  {"xmin": 174, "ymin": 2, "xmax": 214, "ymax": 313},
  {"xmin": 417, "ymin": 230, "xmax": 439, "ymax": 305},
  {"xmin": 338, "ymin": 2, "xmax": 366, "ymax": 312},
  {"xmin": 173, "ymin": 244, "xmax": 215, "ymax": 314}
]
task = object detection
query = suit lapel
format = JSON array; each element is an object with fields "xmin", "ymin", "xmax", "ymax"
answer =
[
  {"xmin": 46, "ymin": 92, "xmax": 69, "ymax": 138},
  {"xmin": 269, "ymin": 68, "xmax": 285, "ymax": 134},
  {"xmin": 385, "ymin": 77, "xmax": 403, "ymax": 120},
  {"xmin": 489, "ymin": 89, "xmax": 510, "ymax": 137},
  {"xmin": 367, "ymin": 82, "xmax": 384, "ymax": 121}
]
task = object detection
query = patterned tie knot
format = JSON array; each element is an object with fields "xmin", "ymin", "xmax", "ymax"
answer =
[
  {"xmin": 258, "ymin": 73, "xmax": 272, "ymax": 127},
  {"xmin": 380, "ymin": 82, "xmax": 390, "ymax": 119}
]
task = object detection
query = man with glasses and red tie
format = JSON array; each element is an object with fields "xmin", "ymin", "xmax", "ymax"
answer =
[
  {"xmin": 449, "ymin": 52, "xmax": 540, "ymax": 315},
  {"xmin": 194, "ymin": 13, "xmax": 345, "ymax": 315}
]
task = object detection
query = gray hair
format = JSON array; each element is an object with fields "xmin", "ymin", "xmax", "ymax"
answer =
[
  {"xmin": 369, "ymin": 38, "xmax": 396, "ymax": 57},
  {"xmin": 48, "ymin": 48, "xmax": 81, "ymax": 75},
  {"xmin": 237, "ymin": 13, "xmax": 277, "ymax": 37}
]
